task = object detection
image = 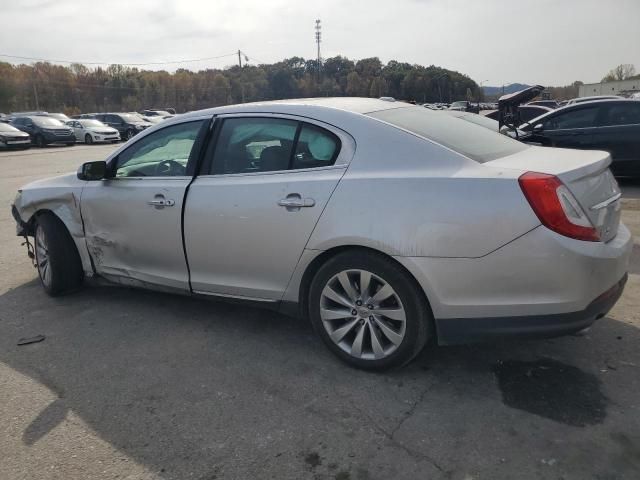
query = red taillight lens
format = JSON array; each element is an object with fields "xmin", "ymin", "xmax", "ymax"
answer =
[{"xmin": 518, "ymin": 171, "xmax": 599, "ymax": 242}]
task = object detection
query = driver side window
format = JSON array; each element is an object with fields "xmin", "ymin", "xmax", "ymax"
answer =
[{"xmin": 115, "ymin": 120, "xmax": 204, "ymax": 178}]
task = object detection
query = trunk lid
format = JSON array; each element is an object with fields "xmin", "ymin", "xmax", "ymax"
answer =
[{"xmin": 487, "ymin": 146, "xmax": 622, "ymax": 242}]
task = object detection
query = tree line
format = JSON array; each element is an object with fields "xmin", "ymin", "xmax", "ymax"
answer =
[{"xmin": 0, "ymin": 56, "xmax": 482, "ymax": 114}]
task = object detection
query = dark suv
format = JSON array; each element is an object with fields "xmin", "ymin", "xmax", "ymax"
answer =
[
  {"xmin": 93, "ymin": 113, "xmax": 153, "ymax": 141},
  {"xmin": 11, "ymin": 116, "xmax": 75, "ymax": 147}
]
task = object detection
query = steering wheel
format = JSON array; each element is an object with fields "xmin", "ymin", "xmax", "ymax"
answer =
[{"xmin": 155, "ymin": 160, "xmax": 185, "ymax": 176}]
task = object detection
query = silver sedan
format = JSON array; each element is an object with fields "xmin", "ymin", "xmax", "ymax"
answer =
[{"xmin": 11, "ymin": 98, "xmax": 632, "ymax": 370}]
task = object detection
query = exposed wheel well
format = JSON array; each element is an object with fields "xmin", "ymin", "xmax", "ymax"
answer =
[{"xmin": 298, "ymin": 245, "xmax": 435, "ymax": 333}]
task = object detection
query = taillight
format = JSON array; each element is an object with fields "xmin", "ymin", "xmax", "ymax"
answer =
[{"xmin": 518, "ymin": 171, "xmax": 599, "ymax": 242}]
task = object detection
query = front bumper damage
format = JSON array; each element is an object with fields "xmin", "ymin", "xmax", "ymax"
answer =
[{"xmin": 11, "ymin": 203, "xmax": 29, "ymax": 236}]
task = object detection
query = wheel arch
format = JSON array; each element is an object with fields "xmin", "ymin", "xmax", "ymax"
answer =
[
  {"xmin": 295, "ymin": 245, "xmax": 436, "ymax": 334},
  {"xmin": 25, "ymin": 207, "xmax": 94, "ymax": 277}
]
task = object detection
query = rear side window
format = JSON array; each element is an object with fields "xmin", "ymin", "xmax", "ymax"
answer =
[
  {"xmin": 601, "ymin": 103, "xmax": 640, "ymax": 126},
  {"xmin": 209, "ymin": 117, "xmax": 341, "ymax": 174},
  {"xmin": 211, "ymin": 118, "xmax": 298, "ymax": 174},
  {"xmin": 544, "ymin": 107, "xmax": 599, "ymax": 130},
  {"xmin": 292, "ymin": 124, "xmax": 339, "ymax": 169},
  {"xmin": 369, "ymin": 106, "xmax": 527, "ymax": 163}
]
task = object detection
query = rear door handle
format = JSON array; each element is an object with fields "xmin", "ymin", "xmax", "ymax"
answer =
[
  {"xmin": 148, "ymin": 197, "xmax": 175, "ymax": 207},
  {"xmin": 278, "ymin": 194, "xmax": 315, "ymax": 209}
]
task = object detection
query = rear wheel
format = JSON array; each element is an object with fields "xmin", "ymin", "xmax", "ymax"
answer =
[
  {"xmin": 34, "ymin": 213, "xmax": 84, "ymax": 296},
  {"xmin": 85, "ymin": 134, "xmax": 93, "ymax": 144},
  {"xmin": 309, "ymin": 251, "xmax": 431, "ymax": 370}
]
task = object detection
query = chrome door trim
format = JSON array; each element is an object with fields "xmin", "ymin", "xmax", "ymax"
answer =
[{"xmin": 192, "ymin": 290, "xmax": 278, "ymax": 303}]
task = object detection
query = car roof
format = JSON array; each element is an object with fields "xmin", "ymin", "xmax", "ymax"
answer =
[{"xmin": 179, "ymin": 97, "xmax": 411, "ymax": 120}]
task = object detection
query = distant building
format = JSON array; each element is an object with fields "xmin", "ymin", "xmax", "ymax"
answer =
[{"xmin": 578, "ymin": 79, "xmax": 640, "ymax": 98}]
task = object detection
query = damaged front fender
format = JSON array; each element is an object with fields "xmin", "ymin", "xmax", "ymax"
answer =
[{"xmin": 12, "ymin": 173, "xmax": 94, "ymax": 277}]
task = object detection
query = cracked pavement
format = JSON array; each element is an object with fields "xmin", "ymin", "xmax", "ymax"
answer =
[{"xmin": 0, "ymin": 146, "xmax": 639, "ymax": 480}]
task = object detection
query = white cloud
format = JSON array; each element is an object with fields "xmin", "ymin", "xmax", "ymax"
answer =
[{"xmin": 0, "ymin": 0, "xmax": 638, "ymax": 85}]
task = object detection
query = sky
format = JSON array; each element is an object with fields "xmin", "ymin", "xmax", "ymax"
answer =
[{"xmin": 1, "ymin": 0, "xmax": 638, "ymax": 87}]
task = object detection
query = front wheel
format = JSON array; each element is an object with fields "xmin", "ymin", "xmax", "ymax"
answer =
[
  {"xmin": 125, "ymin": 129, "xmax": 135, "ymax": 140},
  {"xmin": 85, "ymin": 134, "xmax": 93, "ymax": 144},
  {"xmin": 309, "ymin": 251, "xmax": 431, "ymax": 370},
  {"xmin": 34, "ymin": 213, "xmax": 84, "ymax": 296},
  {"xmin": 35, "ymin": 134, "xmax": 46, "ymax": 148}
]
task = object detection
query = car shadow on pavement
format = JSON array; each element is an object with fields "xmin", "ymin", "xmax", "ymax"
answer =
[{"xmin": 1, "ymin": 281, "xmax": 639, "ymax": 480}]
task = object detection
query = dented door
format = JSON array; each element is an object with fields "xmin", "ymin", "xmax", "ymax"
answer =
[
  {"xmin": 80, "ymin": 119, "xmax": 207, "ymax": 292},
  {"xmin": 81, "ymin": 178, "xmax": 190, "ymax": 291}
]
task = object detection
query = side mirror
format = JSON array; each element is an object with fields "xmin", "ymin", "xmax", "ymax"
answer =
[
  {"xmin": 77, "ymin": 161, "xmax": 107, "ymax": 181},
  {"xmin": 533, "ymin": 123, "xmax": 544, "ymax": 132}
]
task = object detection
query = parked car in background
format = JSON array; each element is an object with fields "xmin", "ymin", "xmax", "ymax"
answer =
[
  {"xmin": 11, "ymin": 98, "xmax": 630, "ymax": 370},
  {"xmin": 0, "ymin": 113, "xmax": 10, "ymax": 123},
  {"xmin": 66, "ymin": 119, "xmax": 121, "ymax": 144},
  {"xmin": 11, "ymin": 115, "xmax": 75, "ymax": 147},
  {"xmin": 527, "ymin": 100, "xmax": 559, "ymax": 109},
  {"xmin": 566, "ymin": 95, "xmax": 622, "ymax": 105},
  {"xmin": 92, "ymin": 113, "xmax": 153, "ymax": 141},
  {"xmin": 483, "ymin": 105, "xmax": 552, "ymax": 126},
  {"xmin": 48, "ymin": 112, "xmax": 71, "ymax": 122},
  {"xmin": 449, "ymin": 101, "xmax": 479, "ymax": 113},
  {"xmin": 518, "ymin": 99, "xmax": 640, "ymax": 177},
  {"xmin": 141, "ymin": 109, "xmax": 173, "ymax": 118},
  {"xmin": 0, "ymin": 122, "xmax": 31, "ymax": 149},
  {"xmin": 140, "ymin": 115, "xmax": 166, "ymax": 124}
]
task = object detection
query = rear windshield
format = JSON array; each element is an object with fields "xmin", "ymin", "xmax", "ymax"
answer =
[{"xmin": 369, "ymin": 106, "xmax": 528, "ymax": 163}]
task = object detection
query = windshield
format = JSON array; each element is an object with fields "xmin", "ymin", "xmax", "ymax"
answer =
[
  {"xmin": 49, "ymin": 113, "xmax": 70, "ymax": 121},
  {"xmin": 369, "ymin": 106, "xmax": 528, "ymax": 163},
  {"xmin": 33, "ymin": 117, "xmax": 65, "ymax": 127},
  {"xmin": 120, "ymin": 113, "xmax": 145, "ymax": 123},
  {"xmin": 80, "ymin": 119, "xmax": 106, "ymax": 128}
]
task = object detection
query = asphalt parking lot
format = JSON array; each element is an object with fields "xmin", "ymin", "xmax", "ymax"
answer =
[{"xmin": 0, "ymin": 145, "xmax": 639, "ymax": 480}]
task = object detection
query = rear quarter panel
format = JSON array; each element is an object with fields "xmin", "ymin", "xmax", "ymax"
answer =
[{"xmin": 306, "ymin": 119, "xmax": 540, "ymax": 258}]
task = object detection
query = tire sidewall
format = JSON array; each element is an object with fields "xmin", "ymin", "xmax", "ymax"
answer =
[
  {"xmin": 85, "ymin": 133, "xmax": 93, "ymax": 144},
  {"xmin": 34, "ymin": 214, "xmax": 84, "ymax": 296},
  {"xmin": 308, "ymin": 251, "xmax": 430, "ymax": 370}
]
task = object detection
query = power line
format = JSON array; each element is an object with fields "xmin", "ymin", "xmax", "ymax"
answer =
[{"xmin": 0, "ymin": 52, "xmax": 238, "ymax": 66}]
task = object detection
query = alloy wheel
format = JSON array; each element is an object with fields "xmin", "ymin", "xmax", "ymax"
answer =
[
  {"xmin": 320, "ymin": 269, "xmax": 407, "ymax": 360},
  {"xmin": 35, "ymin": 226, "xmax": 52, "ymax": 288}
]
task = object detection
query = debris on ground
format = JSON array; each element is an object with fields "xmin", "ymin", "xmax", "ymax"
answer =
[{"xmin": 17, "ymin": 334, "xmax": 45, "ymax": 346}]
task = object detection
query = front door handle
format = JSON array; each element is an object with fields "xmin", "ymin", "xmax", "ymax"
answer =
[
  {"xmin": 278, "ymin": 194, "xmax": 315, "ymax": 209},
  {"xmin": 148, "ymin": 196, "xmax": 175, "ymax": 207}
]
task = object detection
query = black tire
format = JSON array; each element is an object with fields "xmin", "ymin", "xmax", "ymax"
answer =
[
  {"xmin": 308, "ymin": 250, "xmax": 431, "ymax": 370},
  {"xmin": 85, "ymin": 134, "xmax": 93, "ymax": 145},
  {"xmin": 125, "ymin": 129, "xmax": 135, "ymax": 141},
  {"xmin": 35, "ymin": 134, "xmax": 46, "ymax": 148},
  {"xmin": 34, "ymin": 213, "xmax": 84, "ymax": 296}
]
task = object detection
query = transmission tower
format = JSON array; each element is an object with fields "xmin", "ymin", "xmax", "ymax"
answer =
[{"xmin": 315, "ymin": 19, "xmax": 322, "ymax": 83}]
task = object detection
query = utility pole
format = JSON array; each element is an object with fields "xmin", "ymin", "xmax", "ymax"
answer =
[
  {"xmin": 238, "ymin": 50, "xmax": 242, "ymax": 68},
  {"xmin": 315, "ymin": 19, "xmax": 322, "ymax": 84},
  {"xmin": 32, "ymin": 67, "xmax": 40, "ymax": 110}
]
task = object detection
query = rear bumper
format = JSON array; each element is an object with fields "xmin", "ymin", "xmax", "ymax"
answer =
[
  {"xmin": 436, "ymin": 274, "xmax": 627, "ymax": 344},
  {"xmin": 395, "ymin": 222, "xmax": 632, "ymax": 344}
]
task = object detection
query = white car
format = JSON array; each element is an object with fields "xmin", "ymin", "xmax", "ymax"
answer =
[{"xmin": 66, "ymin": 119, "xmax": 120, "ymax": 144}]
